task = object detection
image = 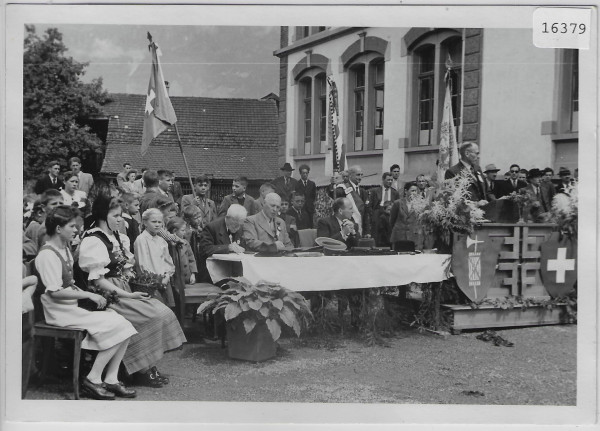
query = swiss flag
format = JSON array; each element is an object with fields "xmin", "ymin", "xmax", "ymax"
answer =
[{"xmin": 141, "ymin": 41, "xmax": 177, "ymax": 156}]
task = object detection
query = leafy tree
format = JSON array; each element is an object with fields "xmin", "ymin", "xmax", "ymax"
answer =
[{"xmin": 23, "ymin": 25, "xmax": 109, "ymax": 181}]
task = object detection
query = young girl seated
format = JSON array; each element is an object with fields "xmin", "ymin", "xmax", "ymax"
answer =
[
  {"xmin": 35, "ymin": 206, "xmax": 138, "ymax": 399},
  {"xmin": 134, "ymin": 208, "xmax": 176, "ymax": 307},
  {"xmin": 166, "ymin": 217, "xmax": 198, "ymax": 285}
]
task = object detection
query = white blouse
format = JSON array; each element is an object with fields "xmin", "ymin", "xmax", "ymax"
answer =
[
  {"xmin": 35, "ymin": 243, "xmax": 73, "ymax": 292},
  {"xmin": 78, "ymin": 228, "xmax": 134, "ymax": 280},
  {"xmin": 134, "ymin": 230, "xmax": 175, "ymax": 278},
  {"xmin": 61, "ymin": 189, "xmax": 87, "ymax": 208}
]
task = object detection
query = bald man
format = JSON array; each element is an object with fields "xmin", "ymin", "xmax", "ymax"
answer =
[{"xmin": 242, "ymin": 193, "xmax": 293, "ymax": 252}]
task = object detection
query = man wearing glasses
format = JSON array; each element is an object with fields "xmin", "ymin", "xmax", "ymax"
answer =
[{"xmin": 497, "ymin": 164, "xmax": 528, "ymax": 198}]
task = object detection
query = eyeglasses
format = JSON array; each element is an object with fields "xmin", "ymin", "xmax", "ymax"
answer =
[{"xmin": 510, "ymin": 170, "xmax": 519, "ymax": 173}]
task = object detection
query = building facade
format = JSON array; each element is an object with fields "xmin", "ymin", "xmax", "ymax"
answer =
[{"xmin": 274, "ymin": 27, "xmax": 579, "ymax": 185}]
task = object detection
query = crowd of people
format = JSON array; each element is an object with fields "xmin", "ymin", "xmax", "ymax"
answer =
[{"xmin": 21, "ymin": 143, "xmax": 577, "ymax": 399}]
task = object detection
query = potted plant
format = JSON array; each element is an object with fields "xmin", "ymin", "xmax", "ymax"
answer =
[{"xmin": 198, "ymin": 278, "xmax": 313, "ymax": 362}]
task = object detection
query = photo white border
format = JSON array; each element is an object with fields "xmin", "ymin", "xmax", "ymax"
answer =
[{"xmin": 2, "ymin": 2, "xmax": 598, "ymax": 429}]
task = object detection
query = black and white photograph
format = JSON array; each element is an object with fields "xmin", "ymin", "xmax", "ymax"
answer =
[{"xmin": 1, "ymin": 2, "xmax": 599, "ymax": 429}]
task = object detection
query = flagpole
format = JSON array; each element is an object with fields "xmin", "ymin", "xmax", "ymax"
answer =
[{"xmin": 173, "ymin": 123, "xmax": 197, "ymax": 200}]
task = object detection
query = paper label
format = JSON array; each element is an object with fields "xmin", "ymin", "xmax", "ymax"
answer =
[{"xmin": 533, "ymin": 7, "xmax": 591, "ymax": 49}]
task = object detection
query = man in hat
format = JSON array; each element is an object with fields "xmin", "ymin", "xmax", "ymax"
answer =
[
  {"xmin": 496, "ymin": 163, "xmax": 528, "ymax": 198},
  {"xmin": 242, "ymin": 192, "xmax": 293, "ymax": 252},
  {"xmin": 557, "ymin": 167, "xmax": 574, "ymax": 194},
  {"xmin": 444, "ymin": 142, "xmax": 487, "ymax": 206},
  {"xmin": 520, "ymin": 168, "xmax": 552, "ymax": 221},
  {"xmin": 272, "ymin": 162, "xmax": 298, "ymax": 202},
  {"xmin": 483, "ymin": 163, "xmax": 501, "ymax": 201}
]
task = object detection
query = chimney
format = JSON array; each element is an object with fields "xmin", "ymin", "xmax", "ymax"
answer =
[{"xmin": 164, "ymin": 81, "xmax": 170, "ymax": 95}]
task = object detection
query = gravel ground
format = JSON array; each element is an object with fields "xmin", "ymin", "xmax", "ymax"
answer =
[{"xmin": 25, "ymin": 323, "xmax": 576, "ymax": 405}]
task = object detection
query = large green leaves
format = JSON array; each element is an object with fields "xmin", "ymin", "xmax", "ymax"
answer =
[
  {"xmin": 243, "ymin": 318, "xmax": 257, "ymax": 334},
  {"xmin": 224, "ymin": 302, "xmax": 243, "ymax": 321},
  {"xmin": 279, "ymin": 305, "xmax": 301, "ymax": 336},
  {"xmin": 265, "ymin": 318, "xmax": 281, "ymax": 341}
]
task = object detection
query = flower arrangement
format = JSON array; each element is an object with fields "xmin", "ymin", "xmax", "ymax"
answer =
[
  {"xmin": 128, "ymin": 269, "xmax": 166, "ymax": 296},
  {"xmin": 504, "ymin": 190, "xmax": 536, "ymax": 223},
  {"xmin": 418, "ymin": 169, "xmax": 486, "ymax": 246},
  {"xmin": 548, "ymin": 181, "xmax": 578, "ymax": 239},
  {"xmin": 78, "ymin": 288, "xmax": 120, "ymax": 311},
  {"xmin": 198, "ymin": 278, "xmax": 313, "ymax": 342}
]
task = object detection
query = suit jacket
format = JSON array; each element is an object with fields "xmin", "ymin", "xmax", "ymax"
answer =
[
  {"xmin": 370, "ymin": 186, "xmax": 401, "ymax": 212},
  {"xmin": 521, "ymin": 183, "xmax": 553, "ymax": 216},
  {"xmin": 34, "ymin": 175, "xmax": 64, "ymax": 195},
  {"xmin": 445, "ymin": 162, "xmax": 487, "ymax": 202},
  {"xmin": 198, "ymin": 217, "xmax": 242, "ymax": 258},
  {"xmin": 389, "ymin": 198, "xmax": 421, "ymax": 247},
  {"xmin": 334, "ymin": 182, "xmax": 370, "ymax": 234},
  {"xmin": 77, "ymin": 172, "xmax": 94, "ymax": 195},
  {"xmin": 272, "ymin": 176, "xmax": 298, "ymax": 202},
  {"xmin": 294, "ymin": 179, "xmax": 317, "ymax": 215},
  {"xmin": 218, "ymin": 194, "xmax": 258, "ymax": 218},
  {"xmin": 180, "ymin": 194, "xmax": 217, "ymax": 228},
  {"xmin": 286, "ymin": 206, "xmax": 313, "ymax": 230},
  {"xmin": 496, "ymin": 179, "xmax": 528, "ymax": 198},
  {"xmin": 483, "ymin": 178, "xmax": 502, "ymax": 201},
  {"xmin": 242, "ymin": 210, "xmax": 293, "ymax": 252},
  {"xmin": 316, "ymin": 216, "xmax": 359, "ymax": 248}
]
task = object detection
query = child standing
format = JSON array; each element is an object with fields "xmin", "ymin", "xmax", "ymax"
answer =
[
  {"xmin": 377, "ymin": 200, "xmax": 394, "ymax": 248},
  {"xmin": 120, "ymin": 192, "xmax": 141, "ymax": 252},
  {"xmin": 166, "ymin": 217, "xmax": 198, "ymax": 285},
  {"xmin": 134, "ymin": 208, "xmax": 176, "ymax": 307}
]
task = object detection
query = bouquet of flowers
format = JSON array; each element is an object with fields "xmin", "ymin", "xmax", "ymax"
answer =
[
  {"xmin": 78, "ymin": 288, "xmax": 120, "ymax": 312},
  {"xmin": 128, "ymin": 270, "xmax": 167, "ymax": 296},
  {"xmin": 548, "ymin": 182, "xmax": 578, "ymax": 239},
  {"xmin": 419, "ymin": 169, "xmax": 486, "ymax": 246}
]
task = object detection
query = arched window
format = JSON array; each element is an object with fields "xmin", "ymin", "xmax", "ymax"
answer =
[
  {"xmin": 410, "ymin": 31, "xmax": 463, "ymax": 147},
  {"xmin": 346, "ymin": 56, "xmax": 386, "ymax": 152},
  {"xmin": 296, "ymin": 71, "xmax": 328, "ymax": 155}
]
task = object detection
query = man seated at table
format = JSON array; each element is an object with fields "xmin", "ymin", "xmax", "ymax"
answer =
[
  {"xmin": 199, "ymin": 204, "xmax": 246, "ymax": 257},
  {"xmin": 242, "ymin": 193, "xmax": 293, "ymax": 253},
  {"xmin": 316, "ymin": 197, "xmax": 360, "ymax": 248}
]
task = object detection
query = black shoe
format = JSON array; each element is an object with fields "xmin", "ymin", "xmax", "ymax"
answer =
[
  {"xmin": 82, "ymin": 377, "xmax": 115, "ymax": 400},
  {"xmin": 493, "ymin": 334, "xmax": 514, "ymax": 347},
  {"xmin": 151, "ymin": 366, "xmax": 169, "ymax": 385},
  {"xmin": 476, "ymin": 330, "xmax": 496, "ymax": 342},
  {"xmin": 103, "ymin": 381, "xmax": 137, "ymax": 398},
  {"xmin": 136, "ymin": 370, "xmax": 163, "ymax": 388}
]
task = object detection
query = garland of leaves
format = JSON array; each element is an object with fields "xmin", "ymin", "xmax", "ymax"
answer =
[{"xmin": 470, "ymin": 293, "xmax": 577, "ymax": 323}]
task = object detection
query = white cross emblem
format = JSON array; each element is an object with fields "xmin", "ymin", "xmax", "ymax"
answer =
[
  {"xmin": 145, "ymin": 89, "xmax": 156, "ymax": 115},
  {"xmin": 547, "ymin": 247, "xmax": 575, "ymax": 283}
]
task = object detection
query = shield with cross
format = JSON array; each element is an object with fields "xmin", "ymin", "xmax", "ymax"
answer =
[
  {"xmin": 540, "ymin": 233, "xmax": 577, "ymax": 298},
  {"xmin": 452, "ymin": 231, "xmax": 503, "ymax": 302}
]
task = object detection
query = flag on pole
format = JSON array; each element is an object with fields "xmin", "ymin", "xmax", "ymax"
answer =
[
  {"xmin": 437, "ymin": 68, "xmax": 459, "ymax": 181},
  {"xmin": 325, "ymin": 75, "xmax": 347, "ymax": 176},
  {"xmin": 141, "ymin": 37, "xmax": 177, "ymax": 156}
]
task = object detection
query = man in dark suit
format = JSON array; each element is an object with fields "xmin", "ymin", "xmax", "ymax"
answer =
[
  {"xmin": 334, "ymin": 165, "xmax": 370, "ymax": 236},
  {"xmin": 139, "ymin": 170, "xmax": 174, "ymax": 214},
  {"xmin": 242, "ymin": 193, "xmax": 293, "ymax": 253},
  {"xmin": 218, "ymin": 176, "xmax": 258, "ymax": 217},
  {"xmin": 34, "ymin": 160, "xmax": 64, "ymax": 195},
  {"xmin": 271, "ymin": 162, "xmax": 298, "ymax": 202},
  {"xmin": 316, "ymin": 197, "xmax": 360, "ymax": 248},
  {"xmin": 369, "ymin": 172, "xmax": 400, "ymax": 246},
  {"xmin": 294, "ymin": 164, "xmax": 316, "ymax": 223},
  {"xmin": 496, "ymin": 164, "xmax": 528, "ymax": 198},
  {"xmin": 199, "ymin": 205, "xmax": 246, "ymax": 259},
  {"xmin": 444, "ymin": 142, "xmax": 488, "ymax": 206},
  {"xmin": 287, "ymin": 192, "xmax": 312, "ymax": 230},
  {"xmin": 557, "ymin": 167, "xmax": 575, "ymax": 194}
]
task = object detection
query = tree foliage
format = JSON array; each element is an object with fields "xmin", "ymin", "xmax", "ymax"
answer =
[{"xmin": 23, "ymin": 25, "xmax": 110, "ymax": 180}]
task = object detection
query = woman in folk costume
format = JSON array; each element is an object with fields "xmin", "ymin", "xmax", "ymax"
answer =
[
  {"xmin": 35, "ymin": 206, "xmax": 137, "ymax": 399},
  {"xmin": 77, "ymin": 194, "xmax": 186, "ymax": 388}
]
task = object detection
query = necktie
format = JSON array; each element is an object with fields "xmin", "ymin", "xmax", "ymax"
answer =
[
  {"xmin": 513, "ymin": 180, "xmax": 517, "ymax": 189},
  {"xmin": 285, "ymin": 177, "xmax": 288, "ymax": 186},
  {"xmin": 381, "ymin": 188, "xmax": 389, "ymax": 206}
]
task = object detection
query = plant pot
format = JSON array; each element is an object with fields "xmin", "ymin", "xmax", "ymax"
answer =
[{"xmin": 226, "ymin": 320, "xmax": 277, "ymax": 362}]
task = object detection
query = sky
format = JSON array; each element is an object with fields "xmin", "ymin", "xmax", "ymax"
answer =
[{"xmin": 36, "ymin": 24, "xmax": 281, "ymax": 99}]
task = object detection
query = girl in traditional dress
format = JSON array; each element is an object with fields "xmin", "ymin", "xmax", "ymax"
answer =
[
  {"xmin": 134, "ymin": 208, "xmax": 176, "ymax": 307},
  {"xmin": 77, "ymin": 195, "xmax": 186, "ymax": 388},
  {"xmin": 35, "ymin": 206, "xmax": 138, "ymax": 399}
]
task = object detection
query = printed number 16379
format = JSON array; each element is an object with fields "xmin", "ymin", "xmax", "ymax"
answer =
[{"xmin": 542, "ymin": 22, "xmax": 586, "ymax": 34}]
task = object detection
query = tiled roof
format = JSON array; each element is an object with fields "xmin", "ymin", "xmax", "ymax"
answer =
[{"xmin": 100, "ymin": 93, "xmax": 279, "ymax": 180}]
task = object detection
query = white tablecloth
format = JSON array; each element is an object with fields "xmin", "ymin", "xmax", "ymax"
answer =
[{"xmin": 206, "ymin": 253, "xmax": 451, "ymax": 292}]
